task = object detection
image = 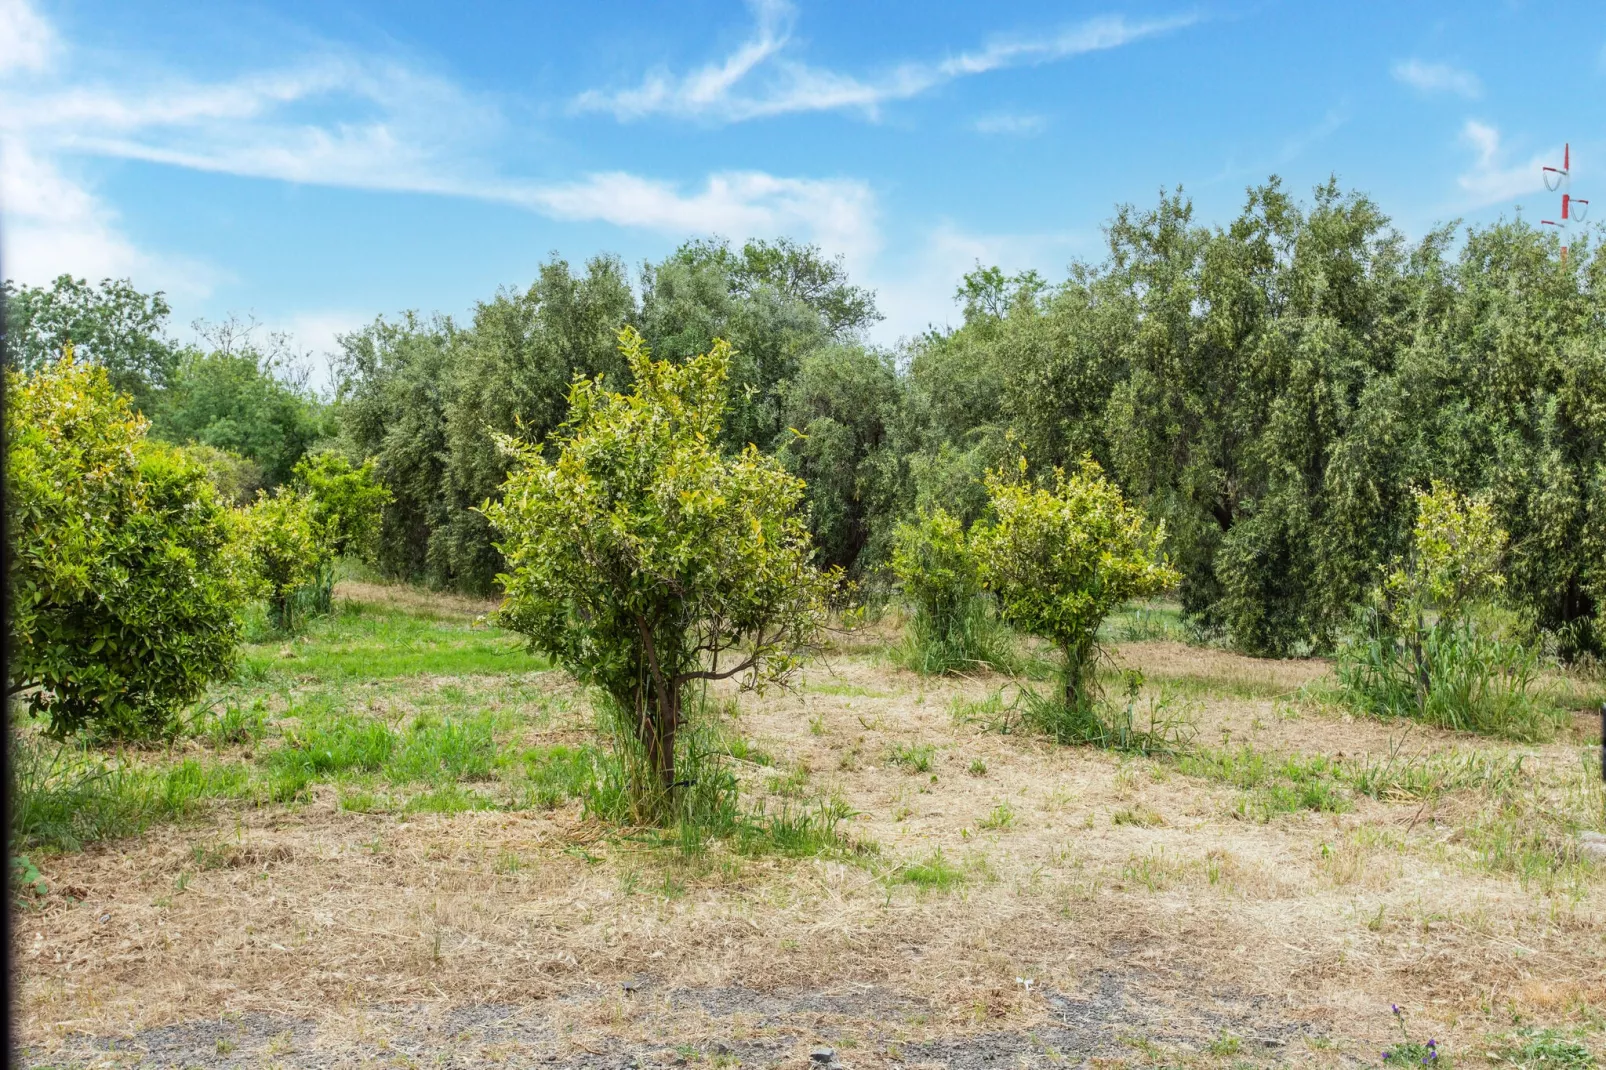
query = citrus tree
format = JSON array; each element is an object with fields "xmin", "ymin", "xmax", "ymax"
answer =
[
  {"xmin": 486, "ymin": 327, "xmax": 832, "ymax": 819},
  {"xmin": 7, "ymin": 356, "xmax": 251, "ymax": 738},
  {"xmin": 240, "ymin": 488, "xmax": 330, "ymax": 632},
  {"xmin": 972, "ymin": 454, "xmax": 1178, "ymax": 710}
]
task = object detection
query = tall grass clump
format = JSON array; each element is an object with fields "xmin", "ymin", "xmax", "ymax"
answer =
[
  {"xmin": 1335, "ymin": 484, "xmax": 1565, "ymax": 741},
  {"xmin": 890, "ymin": 509, "xmax": 1013, "ymax": 674},
  {"xmin": 9, "ymin": 731, "xmax": 250, "ymax": 852},
  {"xmin": 584, "ymin": 689, "xmax": 855, "ymax": 858}
]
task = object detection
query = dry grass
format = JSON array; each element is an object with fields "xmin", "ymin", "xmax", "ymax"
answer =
[{"xmin": 12, "ymin": 587, "xmax": 1606, "ymax": 1067}]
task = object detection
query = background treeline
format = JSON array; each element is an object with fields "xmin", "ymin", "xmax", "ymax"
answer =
[{"xmin": 7, "ymin": 178, "xmax": 1603, "ymax": 660}]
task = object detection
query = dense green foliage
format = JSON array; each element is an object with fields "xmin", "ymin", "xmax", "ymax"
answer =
[
  {"xmin": 915, "ymin": 183, "xmax": 1606, "ymax": 658},
  {"xmin": 890, "ymin": 508, "xmax": 1004, "ymax": 674},
  {"xmin": 336, "ymin": 241, "xmax": 882, "ymax": 592},
  {"xmin": 240, "ymin": 488, "xmax": 331, "ymax": 633},
  {"xmin": 487, "ymin": 329, "xmax": 832, "ymax": 820},
  {"xmin": 153, "ymin": 337, "xmax": 329, "ymax": 488},
  {"xmin": 1336, "ymin": 484, "xmax": 1561, "ymax": 739},
  {"xmin": 9, "ymin": 176, "xmax": 1603, "ymax": 666},
  {"xmin": 2, "ymin": 275, "xmax": 179, "ymax": 413},
  {"xmin": 292, "ymin": 450, "xmax": 391, "ymax": 563},
  {"xmin": 7, "ymin": 357, "xmax": 252, "ymax": 738},
  {"xmin": 972, "ymin": 455, "xmax": 1179, "ymax": 710}
]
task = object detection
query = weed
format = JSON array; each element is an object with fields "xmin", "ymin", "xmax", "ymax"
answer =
[
  {"xmin": 987, "ymin": 673, "xmax": 1195, "ymax": 755},
  {"xmin": 898, "ymin": 848, "xmax": 965, "ymax": 890},
  {"xmin": 968, "ymin": 758, "xmax": 988, "ymax": 776},
  {"xmin": 1336, "ymin": 608, "xmax": 1565, "ymax": 741},
  {"xmin": 194, "ymin": 700, "xmax": 269, "ymax": 749},
  {"xmin": 1381, "ymin": 1004, "xmax": 1441, "ymax": 1065},
  {"xmin": 1112, "ymin": 806, "xmax": 1164, "ymax": 827},
  {"xmin": 888, "ymin": 742, "xmax": 936, "ymax": 773},
  {"xmin": 979, "ymin": 802, "xmax": 1015, "ymax": 830},
  {"xmin": 1490, "ymin": 1028, "xmax": 1595, "ymax": 1068}
]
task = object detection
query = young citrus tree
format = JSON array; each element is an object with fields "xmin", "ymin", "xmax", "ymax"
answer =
[
  {"xmin": 1335, "ymin": 483, "xmax": 1554, "ymax": 737},
  {"xmin": 972, "ymin": 455, "xmax": 1178, "ymax": 711},
  {"xmin": 241, "ymin": 488, "xmax": 330, "ymax": 632},
  {"xmin": 7, "ymin": 356, "xmax": 252, "ymax": 738},
  {"xmin": 290, "ymin": 450, "xmax": 392, "ymax": 614},
  {"xmin": 486, "ymin": 327, "xmax": 832, "ymax": 821}
]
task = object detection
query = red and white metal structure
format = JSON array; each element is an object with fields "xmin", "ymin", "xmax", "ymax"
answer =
[{"xmin": 1541, "ymin": 143, "xmax": 1589, "ymax": 262}]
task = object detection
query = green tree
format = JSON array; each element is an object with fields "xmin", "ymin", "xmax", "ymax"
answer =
[
  {"xmin": 487, "ymin": 328, "xmax": 832, "ymax": 819},
  {"xmin": 292, "ymin": 450, "xmax": 392, "ymax": 563},
  {"xmin": 334, "ymin": 312, "xmax": 459, "ymax": 585},
  {"xmin": 640, "ymin": 238, "xmax": 879, "ymax": 453},
  {"xmin": 7, "ymin": 356, "xmax": 251, "ymax": 739},
  {"xmin": 774, "ymin": 343, "xmax": 905, "ymax": 574},
  {"xmin": 890, "ymin": 508, "xmax": 1006, "ymax": 674},
  {"xmin": 154, "ymin": 326, "xmax": 329, "ymax": 488},
  {"xmin": 440, "ymin": 256, "xmax": 635, "ymax": 593},
  {"xmin": 241, "ymin": 488, "xmax": 331, "ymax": 633},
  {"xmin": 972, "ymin": 454, "xmax": 1178, "ymax": 711},
  {"xmin": 2, "ymin": 275, "xmax": 179, "ymax": 413}
]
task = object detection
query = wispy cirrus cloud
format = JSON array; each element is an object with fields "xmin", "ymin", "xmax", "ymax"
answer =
[
  {"xmin": 0, "ymin": 0, "xmax": 881, "ymax": 293},
  {"xmin": 0, "ymin": 0, "xmax": 55, "ymax": 75},
  {"xmin": 574, "ymin": 0, "xmax": 1198, "ymax": 123},
  {"xmin": 1391, "ymin": 58, "xmax": 1481, "ymax": 99},
  {"xmin": 1456, "ymin": 120, "xmax": 1552, "ymax": 208}
]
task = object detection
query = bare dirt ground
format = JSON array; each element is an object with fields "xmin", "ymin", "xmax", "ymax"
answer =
[{"xmin": 12, "ymin": 604, "xmax": 1606, "ymax": 1068}]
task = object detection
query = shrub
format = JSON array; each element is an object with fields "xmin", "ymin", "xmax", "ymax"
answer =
[
  {"xmin": 971, "ymin": 454, "xmax": 1178, "ymax": 714},
  {"xmin": 1336, "ymin": 484, "xmax": 1563, "ymax": 739},
  {"xmin": 289, "ymin": 450, "xmax": 391, "ymax": 614},
  {"xmin": 293, "ymin": 450, "xmax": 391, "ymax": 561},
  {"xmin": 487, "ymin": 327, "xmax": 833, "ymax": 823},
  {"xmin": 240, "ymin": 487, "xmax": 330, "ymax": 633},
  {"xmin": 890, "ymin": 508, "xmax": 1009, "ymax": 674},
  {"xmin": 7, "ymin": 356, "xmax": 252, "ymax": 739}
]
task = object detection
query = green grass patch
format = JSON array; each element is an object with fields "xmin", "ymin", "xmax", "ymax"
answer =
[
  {"xmin": 887, "ymin": 741, "xmax": 936, "ymax": 773},
  {"xmin": 9, "ymin": 733, "xmax": 258, "ymax": 852},
  {"xmin": 1491, "ymin": 1028, "xmax": 1597, "ymax": 1068},
  {"xmin": 240, "ymin": 600, "xmax": 548, "ymax": 683},
  {"xmin": 897, "ymin": 848, "xmax": 965, "ymax": 889}
]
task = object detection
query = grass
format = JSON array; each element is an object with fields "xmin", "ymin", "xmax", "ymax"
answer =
[
  {"xmin": 1490, "ymin": 1028, "xmax": 1597, "ymax": 1068},
  {"xmin": 897, "ymin": 848, "xmax": 965, "ymax": 889},
  {"xmin": 240, "ymin": 598, "xmax": 547, "ymax": 683},
  {"xmin": 15, "ymin": 579, "xmax": 1606, "ymax": 1063},
  {"xmin": 1335, "ymin": 611, "xmax": 1568, "ymax": 741},
  {"xmin": 887, "ymin": 741, "xmax": 936, "ymax": 773}
]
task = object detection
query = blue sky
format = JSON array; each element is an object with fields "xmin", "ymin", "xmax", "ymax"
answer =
[{"xmin": 2, "ymin": 0, "xmax": 1603, "ymax": 388}]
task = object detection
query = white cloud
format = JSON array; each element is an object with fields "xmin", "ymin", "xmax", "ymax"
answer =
[
  {"xmin": 0, "ymin": 137, "xmax": 218, "ymax": 295},
  {"xmin": 1456, "ymin": 120, "xmax": 1553, "ymax": 208},
  {"xmin": 972, "ymin": 112, "xmax": 1048, "ymax": 136},
  {"xmin": 0, "ymin": 0, "xmax": 55, "ymax": 75},
  {"xmin": 1392, "ymin": 59, "xmax": 1481, "ymax": 99},
  {"xmin": 867, "ymin": 222, "xmax": 1092, "ymax": 346},
  {"xmin": 0, "ymin": 0, "xmax": 884, "ymax": 294},
  {"xmin": 505, "ymin": 170, "xmax": 879, "ymax": 262},
  {"xmin": 575, "ymin": 1, "xmax": 1196, "ymax": 123}
]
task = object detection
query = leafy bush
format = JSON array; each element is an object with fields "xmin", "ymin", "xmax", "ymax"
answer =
[
  {"xmin": 182, "ymin": 443, "xmax": 264, "ymax": 505},
  {"xmin": 240, "ymin": 488, "xmax": 331, "ymax": 633},
  {"xmin": 971, "ymin": 454, "xmax": 1179, "ymax": 714},
  {"xmin": 7, "ymin": 357, "xmax": 252, "ymax": 739},
  {"xmin": 286, "ymin": 449, "xmax": 391, "ymax": 615},
  {"xmin": 890, "ymin": 508, "xmax": 1009, "ymax": 674},
  {"xmin": 487, "ymin": 327, "xmax": 833, "ymax": 823},
  {"xmin": 1336, "ymin": 484, "xmax": 1563, "ymax": 739}
]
